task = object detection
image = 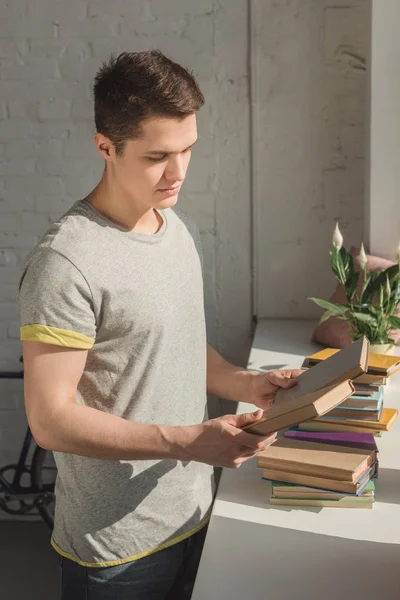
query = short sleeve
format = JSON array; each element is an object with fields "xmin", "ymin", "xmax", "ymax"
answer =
[{"xmin": 18, "ymin": 248, "xmax": 96, "ymax": 349}]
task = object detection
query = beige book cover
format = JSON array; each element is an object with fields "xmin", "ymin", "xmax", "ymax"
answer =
[
  {"xmin": 269, "ymin": 497, "xmax": 373, "ymax": 508},
  {"xmin": 261, "ymin": 464, "xmax": 376, "ymax": 494},
  {"xmin": 257, "ymin": 437, "xmax": 376, "ymax": 481},
  {"xmin": 244, "ymin": 379, "xmax": 355, "ymax": 436},
  {"xmin": 283, "ymin": 336, "xmax": 369, "ymax": 401}
]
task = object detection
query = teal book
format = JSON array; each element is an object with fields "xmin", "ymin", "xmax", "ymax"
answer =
[
  {"xmin": 339, "ymin": 387, "xmax": 384, "ymax": 410},
  {"xmin": 271, "ymin": 480, "xmax": 375, "ymax": 497}
]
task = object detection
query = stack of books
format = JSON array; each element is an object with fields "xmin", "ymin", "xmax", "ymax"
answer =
[
  {"xmin": 245, "ymin": 336, "xmax": 399, "ymax": 508},
  {"xmin": 297, "ymin": 348, "xmax": 400, "ymax": 435},
  {"xmin": 259, "ymin": 433, "xmax": 378, "ymax": 508}
]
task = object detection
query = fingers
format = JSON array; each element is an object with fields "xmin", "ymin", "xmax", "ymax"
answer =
[
  {"xmin": 229, "ymin": 410, "xmax": 264, "ymax": 430},
  {"xmin": 231, "ymin": 447, "xmax": 270, "ymax": 468},
  {"xmin": 293, "ymin": 369, "xmax": 306, "ymax": 376},
  {"xmin": 233, "ymin": 429, "xmax": 276, "ymax": 450},
  {"xmin": 267, "ymin": 369, "xmax": 304, "ymax": 389},
  {"xmin": 238, "ymin": 448, "xmax": 261, "ymax": 458},
  {"xmin": 239, "ymin": 435, "xmax": 276, "ymax": 456}
]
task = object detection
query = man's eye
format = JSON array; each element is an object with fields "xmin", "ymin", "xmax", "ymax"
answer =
[{"xmin": 147, "ymin": 154, "xmax": 167, "ymax": 162}]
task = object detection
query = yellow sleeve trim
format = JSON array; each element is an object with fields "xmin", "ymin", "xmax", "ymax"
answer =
[
  {"xmin": 20, "ymin": 324, "xmax": 95, "ymax": 349},
  {"xmin": 51, "ymin": 515, "xmax": 210, "ymax": 568}
]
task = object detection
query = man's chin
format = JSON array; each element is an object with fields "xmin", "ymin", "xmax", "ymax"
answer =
[{"xmin": 157, "ymin": 193, "xmax": 179, "ymax": 209}]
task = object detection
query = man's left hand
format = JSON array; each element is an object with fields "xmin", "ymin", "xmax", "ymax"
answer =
[{"xmin": 246, "ymin": 369, "xmax": 304, "ymax": 412}]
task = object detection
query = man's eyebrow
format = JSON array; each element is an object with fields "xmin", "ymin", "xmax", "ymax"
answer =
[{"xmin": 146, "ymin": 139, "xmax": 198, "ymax": 155}]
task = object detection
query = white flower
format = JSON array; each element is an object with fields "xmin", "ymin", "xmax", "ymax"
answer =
[
  {"xmin": 332, "ymin": 222, "xmax": 343, "ymax": 250},
  {"xmin": 396, "ymin": 241, "xmax": 400, "ymax": 262},
  {"xmin": 359, "ymin": 243, "xmax": 368, "ymax": 271}
]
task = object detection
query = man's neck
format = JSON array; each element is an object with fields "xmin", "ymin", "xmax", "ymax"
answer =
[{"xmin": 86, "ymin": 173, "xmax": 162, "ymax": 235}]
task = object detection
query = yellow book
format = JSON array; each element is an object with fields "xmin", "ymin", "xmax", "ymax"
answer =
[
  {"xmin": 314, "ymin": 407, "xmax": 398, "ymax": 432},
  {"xmin": 297, "ymin": 421, "xmax": 381, "ymax": 435},
  {"xmin": 303, "ymin": 347, "xmax": 400, "ymax": 377}
]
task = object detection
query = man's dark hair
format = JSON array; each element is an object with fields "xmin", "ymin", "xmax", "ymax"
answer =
[{"xmin": 93, "ymin": 50, "xmax": 204, "ymax": 154}]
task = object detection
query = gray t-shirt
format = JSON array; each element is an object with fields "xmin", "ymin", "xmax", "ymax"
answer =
[{"xmin": 17, "ymin": 199, "xmax": 214, "ymax": 567}]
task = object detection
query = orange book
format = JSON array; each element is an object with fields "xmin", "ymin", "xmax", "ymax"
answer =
[{"xmin": 314, "ymin": 407, "xmax": 398, "ymax": 432}]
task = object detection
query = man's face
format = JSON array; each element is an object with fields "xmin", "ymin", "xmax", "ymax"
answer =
[{"xmin": 105, "ymin": 113, "xmax": 198, "ymax": 211}]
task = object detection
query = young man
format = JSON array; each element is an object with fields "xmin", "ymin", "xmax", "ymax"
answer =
[{"xmin": 18, "ymin": 51, "xmax": 301, "ymax": 600}]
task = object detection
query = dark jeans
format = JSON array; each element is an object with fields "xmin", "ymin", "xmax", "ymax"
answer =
[{"xmin": 60, "ymin": 526, "xmax": 207, "ymax": 600}]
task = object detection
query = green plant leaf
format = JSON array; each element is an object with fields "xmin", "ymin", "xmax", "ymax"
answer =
[
  {"xmin": 389, "ymin": 274, "xmax": 400, "ymax": 311},
  {"xmin": 351, "ymin": 312, "xmax": 378, "ymax": 326},
  {"xmin": 367, "ymin": 265, "xmax": 400, "ymax": 297},
  {"xmin": 318, "ymin": 311, "xmax": 334, "ymax": 325},
  {"xmin": 388, "ymin": 316, "xmax": 400, "ymax": 329},
  {"xmin": 362, "ymin": 271, "xmax": 380, "ymax": 302},
  {"xmin": 308, "ymin": 298, "xmax": 349, "ymax": 316},
  {"xmin": 339, "ymin": 246, "xmax": 351, "ymax": 272},
  {"xmin": 330, "ymin": 248, "xmax": 348, "ymax": 286},
  {"xmin": 385, "ymin": 264, "xmax": 400, "ymax": 280},
  {"xmin": 347, "ymin": 271, "xmax": 360, "ymax": 301}
]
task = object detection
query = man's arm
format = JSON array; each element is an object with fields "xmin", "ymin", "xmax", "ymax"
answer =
[
  {"xmin": 206, "ymin": 343, "xmax": 257, "ymax": 404},
  {"xmin": 23, "ymin": 341, "xmax": 183, "ymax": 460},
  {"xmin": 23, "ymin": 341, "xmax": 273, "ymax": 468},
  {"xmin": 207, "ymin": 343, "xmax": 303, "ymax": 409}
]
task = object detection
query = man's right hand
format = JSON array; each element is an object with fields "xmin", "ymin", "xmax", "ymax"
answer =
[{"xmin": 179, "ymin": 410, "xmax": 276, "ymax": 469}]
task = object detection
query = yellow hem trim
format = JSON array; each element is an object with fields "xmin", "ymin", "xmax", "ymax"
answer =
[
  {"xmin": 51, "ymin": 516, "xmax": 210, "ymax": 568},
  {"xmin": 21, "ymin": 324, "xmax": 95, "ymax": 349}
]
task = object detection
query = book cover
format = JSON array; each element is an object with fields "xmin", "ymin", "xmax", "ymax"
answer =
[
  {"xmin": 284, "ymin": 429, "xmax": 378, "ymax": 451},
  {"xmin": 352, "ymin": 373, "xmax": 387, "ymax": 386},
  {"xmin": 296, "ymin": 420, "xmax": 382, "ymax": 435},
  {"xmin": 284, "ymin": 337, "xmax": 368, "ymax": 401},
  {"xmin": 257, "ymin": 437, "xmax": 376, "ymax": 481},
  {"xmin": 340, "ymin": 388, "xmax": 383, "ymax": 410},
  {"xmin": 262, "ymin": 462, "xmax": 377, "ymax": 495},
  {"xmin": 303, "ymin": 347, "xmax": 400, "ymax": 376},
  {"xmin": 271, "ymin": 480, "xmax": 375, "ymax": 499},
  {"xmin": 269, "ymin": 497, "xmax": 374, "ymax": 508},
  {"xmin": 315, "ymin": 407, "xmax": 398, "ymax": 431},
  {"xmin": 243, "ymin": 379, "xmax": 355, "ymax": 436},
  {"xmin": 324, "ymin": 405, "xmax": 383, "ymax": 421},
  {"xmin": 353, "ymin": 383, "xmax": 383, "ymax": 395}
]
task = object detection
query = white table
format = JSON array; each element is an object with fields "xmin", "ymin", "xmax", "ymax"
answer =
[{"xmin": 192, "ymin": 319, "xmax": 400, "ymax": 600}]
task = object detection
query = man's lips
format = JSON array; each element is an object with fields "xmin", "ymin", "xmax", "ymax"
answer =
[{"xmin": 157, "ymin": 184, "xmax": 181, "ymax": 193}]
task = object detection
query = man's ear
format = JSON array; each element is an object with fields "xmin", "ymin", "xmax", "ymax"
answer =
[{"xmin": 94, "ymin": 133, "xmax": 115, "ymax": 161}]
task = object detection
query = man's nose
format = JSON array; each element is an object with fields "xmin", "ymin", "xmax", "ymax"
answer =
[{"xmin": 165, "ymin": 156, "xmax": 185, "ymax": 182}]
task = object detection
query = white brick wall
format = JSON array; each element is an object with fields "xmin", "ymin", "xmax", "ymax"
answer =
[
  {"xmin": 0, "ymin": 0, "xmax": 369, "ymax": 478},
  {"xmin": 253, "ymin": 0, "xmax": 369, "ymax": 318}
]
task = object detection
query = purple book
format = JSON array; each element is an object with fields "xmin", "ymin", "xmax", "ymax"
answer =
[{"xmin": 284, "ymin": 429, "xmax": 378, "ymax": 452}]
